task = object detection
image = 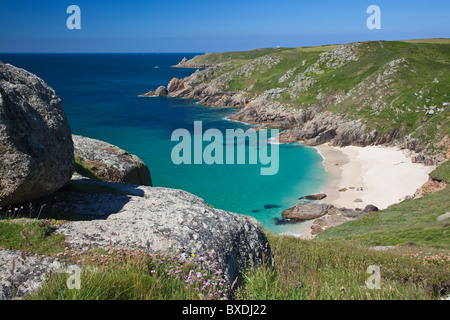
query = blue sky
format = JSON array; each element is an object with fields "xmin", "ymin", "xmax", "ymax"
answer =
[{"xmin": 0, "ymin": 0, "xmax": 448, "ymax": 53}]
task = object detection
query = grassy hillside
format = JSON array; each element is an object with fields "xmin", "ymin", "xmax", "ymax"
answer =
[
  {"xmin": 22, "ymin": 231, "xmax": 448, "ymax": 300},
  {"xmin": 184, "ymin": 40, "xmax": 450, "ymax": 153},
  {"xmin": 318, "ymin": 161, "xmax": 450, "ymax": 249},
  {"xmin": 1, "ymin": 173, "xmax": 448, "ymax": 299},
  {"xmin": 317, "ymin": 186, "xmax": 450, "ymax": 248},
  {"xmin": 235, "ymin": 233, "xmax": 449, "ymax": 299}
]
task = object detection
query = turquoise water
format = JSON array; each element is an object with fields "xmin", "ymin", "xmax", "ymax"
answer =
[{"xmin": 0, "ymin": 54, "xmax": 327, "ymax": 234}]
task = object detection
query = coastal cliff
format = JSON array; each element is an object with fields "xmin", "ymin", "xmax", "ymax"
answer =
[{"xmin": 142, "ymin": 40, "xmax": 450, "ymax": 165}]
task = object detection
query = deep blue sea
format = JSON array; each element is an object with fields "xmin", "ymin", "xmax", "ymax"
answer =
[{"xmin": 0, "ymin": 53, "xmax": 327, "ymax": 235}]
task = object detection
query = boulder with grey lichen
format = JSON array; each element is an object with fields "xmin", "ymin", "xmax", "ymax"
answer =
[
  {"xmin": 40, "ymin": 179, "xmax": 271, "ymax": 284},
  {"xmin": 0, "ymin": 62, "xmax": 75, "ymax": 206},
  {"xmin": 72, "ymin": 135, "xmax": 152, "ymax": 186}
]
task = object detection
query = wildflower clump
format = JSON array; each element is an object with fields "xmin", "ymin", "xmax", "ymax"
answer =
[{"xmin": 29, "ymin": 247, "xmax": 231, "ymax": 300}]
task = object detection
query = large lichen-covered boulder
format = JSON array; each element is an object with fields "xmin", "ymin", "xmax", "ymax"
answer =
[
  {"xmin": 72, "ymin": 135, "xmax": 152, "ymax": 186},
  {"xmin": 0, "ymin": 62, "xmax": 74, "ymax": 206},
  {"xmin": 49, "ymin": 179, "xmax": 270, "ymax": 283}
]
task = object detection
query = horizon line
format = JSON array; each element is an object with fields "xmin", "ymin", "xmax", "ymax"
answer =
[{"xmin": 1, "ymin": 37, "xmax": 449, "ymax": 55}]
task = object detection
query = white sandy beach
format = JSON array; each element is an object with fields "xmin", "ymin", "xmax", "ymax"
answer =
[
  {"xmin": 315, "ymin": 143, "xmax": 433, "ymax": 210},
  {"xmin": 287, "ymin": 143, "xmax": 433, "ymax": 239}
]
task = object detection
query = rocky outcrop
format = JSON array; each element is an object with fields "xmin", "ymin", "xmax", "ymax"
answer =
[
  {"xmin": 437, "ymin": 212, "xmax": 450, "ymax": 222},
  {"xmin": 282, "ymin": 203, "xmax": 333, "ymax": 221},
  {"xmin": 140, "ymin": 86, "xmax": 168, "ymax": 97},
  {"xmin": 414, "ymin": 176, "xmax": 447, "ymax": 198},
  {"xmin": 277, "ymin": 111, "xmax": 394, "ymax": 147},
  {"xmin": 37, "ymin": 179, "xmax": 271, "ymax": 284},
  {"xmin": 0, "ymin": 62, "xmax": 75, "ymax": 206},
  {"xmin": 281, "ymin": 202, "xmax": 374, "ymax": 236},
  {"xmin": 363, "ymin": 204, "xmax": 379, "ymax": 213},
  {"xmin": 172, "ymin": 57, "xmax": 213, "ymax": 69},
  {"xmin": 312, "ymin": 214, "xmax": 349, "ymax": 231},
  {"xmin": 309, "ymin": 205, "xmax": 378, "ymax": 236},
  {"xmin": 73, "ymin": 135, "xmax": 152, "ymax": 186},
  {"xmin": 143, "ymin": 62, "xmax": 411, "ymax": 152},
  {"xmin": 305, "ymin": 193, "xmax": 327, "ymax": 201},
  {"xmin": 167, "ymin": 75, "xmax": 249, "ymax": 109},
  {"xmin": 229, "ymin": 99, "xmax": 314, "ymax": 128}
]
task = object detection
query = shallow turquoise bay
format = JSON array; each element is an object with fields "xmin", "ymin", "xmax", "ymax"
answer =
[{"xmin": 0, "ymin": 53, "xmax": 328, "ymax": 234}]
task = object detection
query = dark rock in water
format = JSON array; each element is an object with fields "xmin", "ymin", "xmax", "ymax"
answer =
[
  {"xmin": 305, "ymin": 193, "xmax": 327, "ymax": 201},
  {"xmin": 251, "ymin": 210, "xmax": 261, "ymax": 213},
  {"xmin": 154, "ymin": 86, "xmax": 168, "ymax": 96},
  {"xmin": 140, "ymin": 85, "xmax": 168, "ymax": 97},
  {"xmin": 298, "ymin": 196, "xmax": 306, "ymax": 200},
  {"xmin": 273, "ymin": 217, "xmax": 295, "ymax": 225},
  {"xmin": 264, "ymin": 204, "xmax": 281, "ymax": 209},
  {"xmin": 363, "ymin": 204, "xmax": 379, "ymax": 213},
  {"xmin": 73, "ymin": 135, "xmax": 152, "ymax": 186},
  {"xmin": 175, "ymin": 57, "xmax": 189, "ymax": 67},
  {"xmin": 0, "ymin": 62, "xmax": 75, "ymax": 206}
]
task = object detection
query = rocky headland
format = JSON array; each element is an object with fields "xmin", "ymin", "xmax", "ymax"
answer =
[{"xmin": 141, "ymin": 41, "xmax": 449, "ymax": 166}]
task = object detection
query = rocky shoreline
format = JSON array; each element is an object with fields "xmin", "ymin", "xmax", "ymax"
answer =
[
  {"xmin": 139, "ymin": 51, "xmax": 448, "ymax": 237},
  {"xmin": 141, "ymin": 52, "xmax": 445, "ymax": 166}
]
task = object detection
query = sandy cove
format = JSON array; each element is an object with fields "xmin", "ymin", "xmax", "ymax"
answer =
[
  {"xmin": 314, "ymin": 143, "xmax": 433, "ymax": 210},
  {"xmin": 285, "ymin": 143, "xmax": 434, "ymax": 239}
]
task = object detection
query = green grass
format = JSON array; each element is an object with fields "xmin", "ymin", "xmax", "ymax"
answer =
[
  {"xmin": 401, "ymin": 38, "xmax": 450, "ymax": 44},
  {"xmin": 430, "ymin": 160, "xmax": 450, "ymax": 183},
  {"xmin": 188, "ymin": 47, "xmax": 294, "ymax": 66},
  {"xmin": 0, "ymin": 219, "xmax": 66, "ymax": 255},
  {"xmin": 317, "ymin": 159, "xmax": 450, "ymax": 249},
  {"xmin": 74, "ymin": 154, "xmax": 102, "ymax": 181},
  {"xmin": 3, "ymin": 157, "xmax": 449, "ymax": 300},
  {"xmin": 24, "ymin": 233, "xmax": 449, "ymax": 300},
  {"xmin": 317, "ymin": 186, "xmax": 450, "ymax": 248},
  {"xmin": 234, "ymin": 234, "xmax": 448, "ymax": 299}
]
